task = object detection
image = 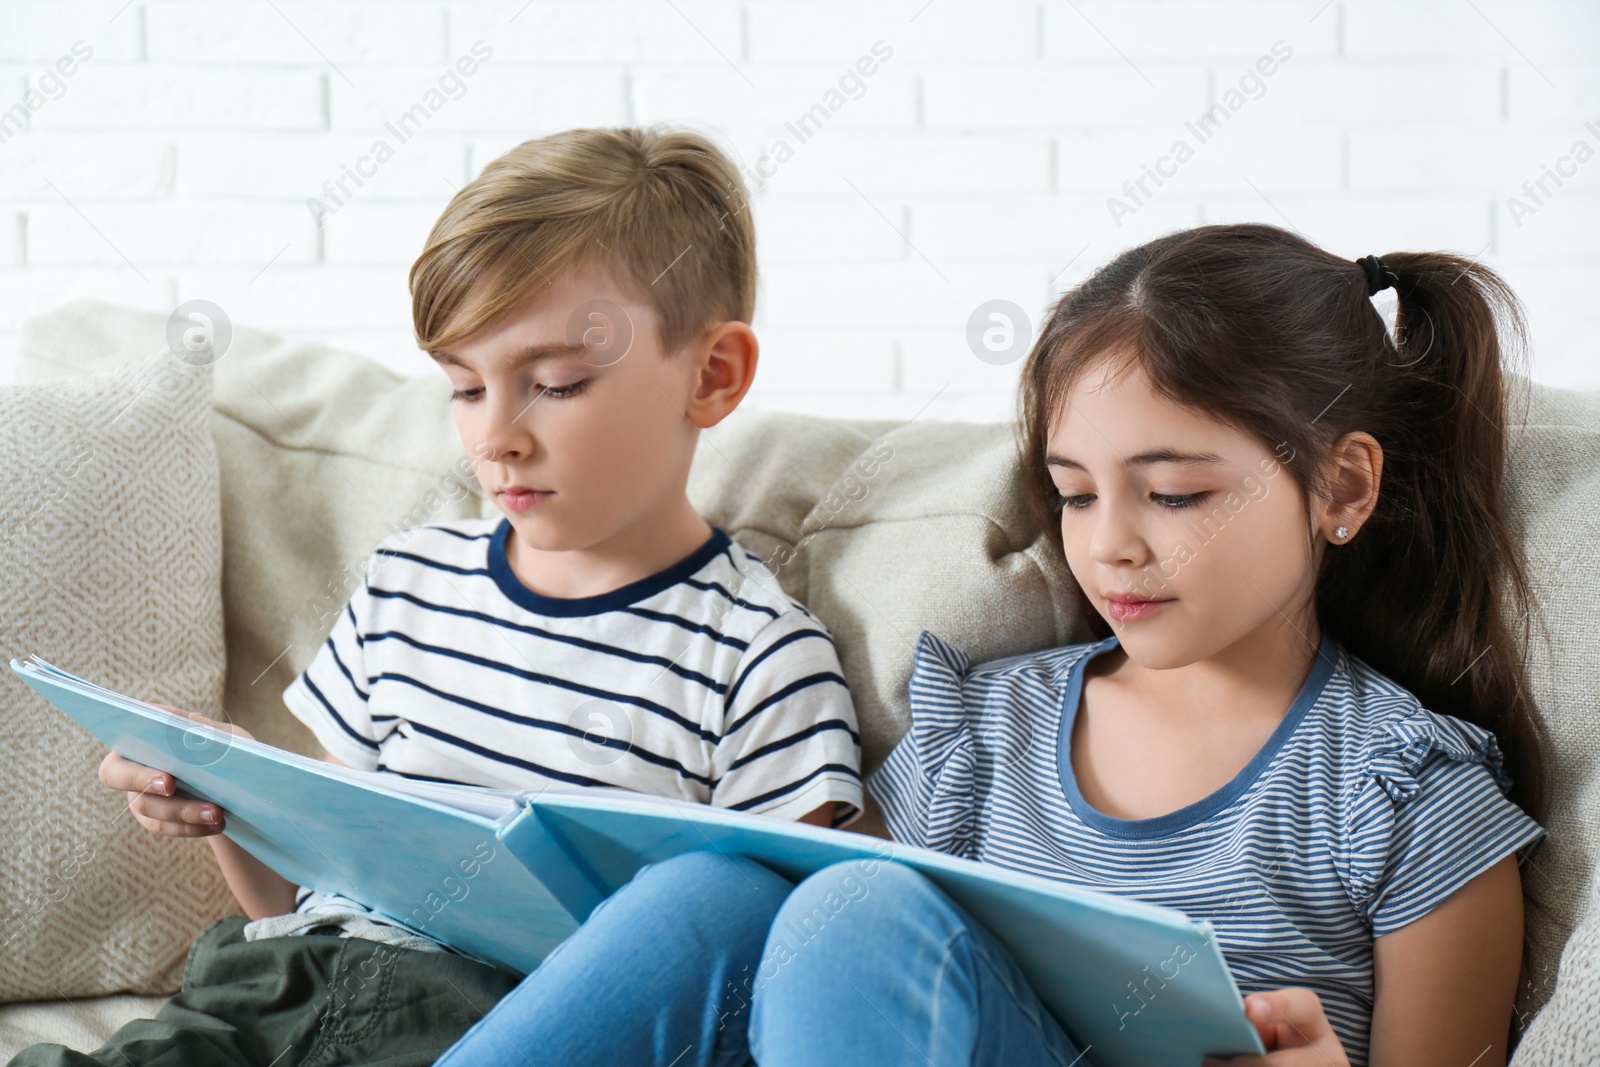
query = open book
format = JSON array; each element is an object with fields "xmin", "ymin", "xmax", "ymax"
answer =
[{"xmin": 13, "ymin": 654, "xmax": 1264, "ymax": 1067}]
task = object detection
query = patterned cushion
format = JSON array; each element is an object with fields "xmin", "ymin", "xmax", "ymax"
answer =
[{"xmin": 0, "ymin": 352, "xmax": 234, "ymax": 1001}]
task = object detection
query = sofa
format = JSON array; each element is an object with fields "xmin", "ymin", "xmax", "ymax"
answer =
[{"xmin": 0, "ymin": 300, "xmax": 1596, "ymax": 1063}]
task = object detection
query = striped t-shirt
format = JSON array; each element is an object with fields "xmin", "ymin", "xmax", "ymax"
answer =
[
  {"xmin": 255, "ymin": 519, "xmax": 864, "ymax": 945},
  {"xmin": 869, "ymin": 630, "xmax": 1546, "ymax": 1067}
]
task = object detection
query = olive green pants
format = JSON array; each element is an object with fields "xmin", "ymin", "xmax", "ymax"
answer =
[{"xmin": 8, "ymin": 917, "xmax": 520, "ymax": 1067}]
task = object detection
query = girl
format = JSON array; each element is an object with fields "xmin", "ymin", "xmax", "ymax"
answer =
[{"xmin": 434, "ymin": 223, "xmax": 1548, "ymax": 1067}]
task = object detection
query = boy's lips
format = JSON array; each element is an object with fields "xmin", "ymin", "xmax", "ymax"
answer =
[{"xmin": 496, "ymin": 486, "xmax": 553, "ymax": 512}]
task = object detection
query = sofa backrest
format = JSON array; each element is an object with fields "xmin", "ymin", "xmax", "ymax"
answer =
[{"xmin": 17, "ymin": 299, "xmax": 1599, "ymax": 1027}]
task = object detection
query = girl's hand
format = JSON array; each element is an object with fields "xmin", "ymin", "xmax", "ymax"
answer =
[
  {"xmin": 1201, "ymin": 989, "xmax": 1350, "ymax": 1067},
  {"xmin": 97, "ymin": 705, "xmax": 253, "ymax": 838}
]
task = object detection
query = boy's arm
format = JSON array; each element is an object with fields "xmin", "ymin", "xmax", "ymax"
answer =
[
  {"xmin": 797, "ymin": 803, "xmax": 834, "ymax": 827},
  {"xmin": 206, "ymin": 750, "xmax": 352, "ymax": 919},
  {"xmin": 99, "ymin": 708, "xmax": 351, "ymax": 921}
]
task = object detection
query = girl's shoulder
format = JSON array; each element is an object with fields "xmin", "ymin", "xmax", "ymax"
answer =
[
  {"xmin": 1329, "ymin": 647, "xmax": 1517, "ymax": 802},
  {"xmin": 909, "ymin": 630, "xmax": 1111, "ymax": 706},
  {"xmin": 1326, "ymin": 646, "xmax": 1546, "ymax": 933}
]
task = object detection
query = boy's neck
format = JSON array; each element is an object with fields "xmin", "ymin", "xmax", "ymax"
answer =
[{"xmin": 500, "ymin": 495, "xmax": 714, "ymax": 600}]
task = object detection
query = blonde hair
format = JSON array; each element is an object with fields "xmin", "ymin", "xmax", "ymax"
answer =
[{"xmin": 410, "ymin": 126, "xmax": 756, "ymax": 355}]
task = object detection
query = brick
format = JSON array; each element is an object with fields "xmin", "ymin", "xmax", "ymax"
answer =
[
  {"xmin": 450, "ymin": 2, "xmax": 742, "ymax": 64},
  {"xmin": 1498, "ymin": 194, "xmax": 1600, "ymax": 263},
  {"xmin": 1493, "ymin": 262, "xmax": 1600, "ymax": 390},
  {"xmin": 759, "ymin": 262, "xmax": 1052, "ymax": 332},
  {"xmin": 330, "ymin": 67, "xmax": 626, "ymax": 133},
  {"xmin": 0, "ymin": 4, "xmax": 141, "ymax": 62},
  {"xmin": 175, "ymin": 265, "xmax": 414, "ymax": 330},
  {"xmin": 1043, "ymin": 1, "xmax": 1336, "ymax": 60},
  {"xmin": 925, "ymin": 64, "xmax": 1209, "ymax": 128},
  {"xmin": 322, "ymin": 203, "xmax": 448, "ymax": 264},
  {"xmin": 737, "ymin": 132, "xmax": 1054, "ymax": 195},
  {"xmin": 1221, "ymin": 60, "xmax": 1502, "ymax": 126},
  {"xmin": 1057, "ymin": 126, "xmax": 1343, "ymax": 195},
  {"xmin": 754, "ymin": 197, "xmax": 912, "ymax": 262},
  {"xmin": 1349, "ymin": 127, "xmax": 1600, "ymax": 189},
  {"xmin": 0, "ymin": 136, "xmax": 171, "ymax": 198},
  {"xmin": 147, "ymin": 2, "xmax": 445, "ymax": 64},
  {"xmin": 911, "ymin": 195, "xmax": 1201, "ymax": 264},
  {"xmin": 178, "ymin": 134, "xmax": 469, "ymax": 199},
  {"xmin": 1196, "ymin": 192, "xmax": 1493, "ymax": 257},
  {"xmin": 633, "ymin": 65, "xmax": 918, "ymax": 132},
  {"xmin": 748, "ymin": 3, "xmax": 1035, "ymax": 62},
  {"xmin": 1507, "ymin": 64, "xmax": 1600, "ymax": 123},
  {"xmin": 1346, "ymin": 0, "xmax": 1599, "ymax": 60},
  {"xmin": 28, "ymin": 202, "xmax": 318, "ymax": 267},
  {"xmin": 900, "ymin": 327, "xmax": 1031, "ymax": 394},
  {"xmin": 31, "ymin": 69, "xmax": 324, "ymax": 130}
]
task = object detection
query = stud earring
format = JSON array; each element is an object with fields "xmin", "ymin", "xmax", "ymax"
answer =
[{"xmin": 1334, "ymin": 526, "xmax": 1349, "ymax": 541}]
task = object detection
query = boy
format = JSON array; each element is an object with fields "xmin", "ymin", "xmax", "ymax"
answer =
[{"xmin": 16, "ymin": 127, "xmax": 863, "ymax": 1067}]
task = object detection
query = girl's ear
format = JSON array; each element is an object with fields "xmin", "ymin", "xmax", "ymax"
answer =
[
  {"xmin": 683, "ymin": 321, "xmax": 758, "ymax": 430},
  {"xmin": 1318, "ymin": 431, "xmax": 1384, "ymax": 545}
]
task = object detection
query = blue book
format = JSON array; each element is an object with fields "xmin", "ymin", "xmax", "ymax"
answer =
[{"xmin": 14, "ymin": 654, "xmax": 1265, "ymax": 1067}]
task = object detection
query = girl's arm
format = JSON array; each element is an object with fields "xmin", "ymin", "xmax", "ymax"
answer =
[
  {"xmin": 1203, "ymin": 854, "xmax": 1524, "ymax": 1067},
  {"xmin": 1367, "ymin": 853, "xmax": 1524, "ymax": 1066}
]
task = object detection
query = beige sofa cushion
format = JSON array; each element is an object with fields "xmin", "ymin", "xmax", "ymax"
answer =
[
  {"xmin": 1503, "ymin": 381, "xmax": 1600, "ymax": 1028},
  {"xmin": 0, "ymin": 352, "xmax": 234, "ymax": 1002},
  {"xmin": 1514, "ymin": 856, "xmax": 1600, "ymax": 1064}
]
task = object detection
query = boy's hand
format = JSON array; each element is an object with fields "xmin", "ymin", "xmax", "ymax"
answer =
[
  {"xmin": 1201, "ymin": 989, "xmax": 1350, "ymax": 1067},
  {"xmin": 98, "ymin": 705, "xmax": 253, "ymax": 838}
]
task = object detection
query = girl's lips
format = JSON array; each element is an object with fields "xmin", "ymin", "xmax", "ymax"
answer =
[
  {"xmin": 498, "ymin": 488, "xmax": 552, "ymax": 512},
  {"xmin": 1105, "ymin": 597, "xmax": 1173, "ymax": 623}
]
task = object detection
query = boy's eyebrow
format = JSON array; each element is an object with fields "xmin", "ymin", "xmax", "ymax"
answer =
[
  {"xmin": 427, "ymin": 342, "xmax": 589, "ymax": 369},
  {"xmin": 1045, "ymin": 449, "xmax": 1226, "ymax": 471}
]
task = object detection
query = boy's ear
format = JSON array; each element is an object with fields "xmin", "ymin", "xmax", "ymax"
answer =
[{"xmin": 683, "ymin": 321, "xmax": 758, "ymax": 430}]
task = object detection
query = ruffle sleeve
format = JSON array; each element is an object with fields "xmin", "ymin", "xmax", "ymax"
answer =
[
  {"xmin": 865, "ymin": 630, "xmax": 980, "ymax": 858},
  {"xmin": 1338, "ymin": 704, "xmax": 1547, "ymax": 937}
]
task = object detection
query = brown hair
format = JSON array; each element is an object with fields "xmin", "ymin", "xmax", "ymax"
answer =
[
  {"xmin": 1019, "ymin": 222, "xmax": 1544, "ymax": 814},
  {"xmin": 410, "ymin": 126, "xmax": 756, "ymax": 355}
]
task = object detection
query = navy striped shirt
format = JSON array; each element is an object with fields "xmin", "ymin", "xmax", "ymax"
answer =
[
  {"xmin": 869, "ymin": 630, "xmax": 1546, "ymax": 1067},
  {"xmin": 285, "ymin": 518, "xmax": 864, "ymax": 827}
]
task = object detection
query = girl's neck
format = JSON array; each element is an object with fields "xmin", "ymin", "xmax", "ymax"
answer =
[{"xmin": 1098, "ymin": 610, "xmax": 1324, "ymax": 725}]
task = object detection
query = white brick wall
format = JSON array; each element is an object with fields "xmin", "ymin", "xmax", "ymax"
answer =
[{"xmin": 1, "ymin": 0, "xmax": 1596, "ymax": 420}]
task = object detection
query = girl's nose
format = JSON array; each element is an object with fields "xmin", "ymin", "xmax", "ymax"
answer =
[{"xmin": 1085, "ymin": 502, "xmax": 1151, "ymax": 568}]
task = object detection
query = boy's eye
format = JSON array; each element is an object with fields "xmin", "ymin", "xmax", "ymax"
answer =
[{"xmin": 448, "ymin": 380, "xmax": 589, "ymax": 403}]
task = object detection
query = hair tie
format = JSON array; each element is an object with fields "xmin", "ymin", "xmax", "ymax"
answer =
[{"xmin": 1356, "ymin": 254, "xmax": 1398, "ymax": 296}]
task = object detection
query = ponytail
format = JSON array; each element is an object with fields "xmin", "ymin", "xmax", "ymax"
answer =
[{"xmin": 1320, "ymin": 251, "xmax": 1544, "ymax": 814}]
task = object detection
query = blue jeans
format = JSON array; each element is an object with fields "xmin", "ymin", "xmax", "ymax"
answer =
[{"xmin": 434, "ymin": 850, "xmax": 1089, "ymax": 1067}]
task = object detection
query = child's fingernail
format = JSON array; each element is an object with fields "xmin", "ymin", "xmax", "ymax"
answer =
[{"xmin": 202, "ymin": 807, "xmax": 218, "ymax": 823}]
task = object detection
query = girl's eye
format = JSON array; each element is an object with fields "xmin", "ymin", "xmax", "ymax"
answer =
[
  {"xmin": 1056, "ymin": 492, "xmax": 1203, "ymax": 511},
  {"xmin": 450, "ymin": 387, "xmax": 482, "ymax": 402},
  {"xmin": 1152, "ymin": 492, "xmax": 1209, "ymax": 509}
]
